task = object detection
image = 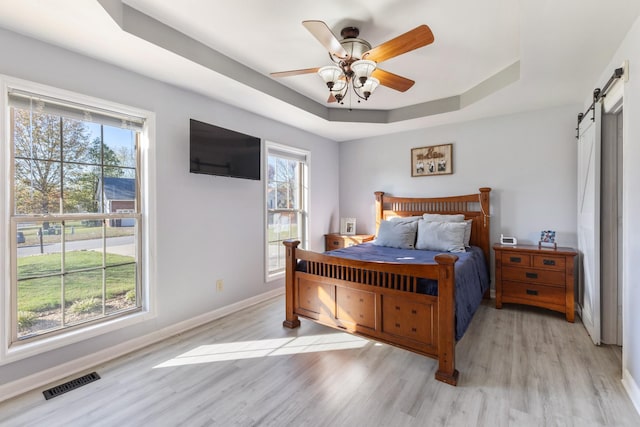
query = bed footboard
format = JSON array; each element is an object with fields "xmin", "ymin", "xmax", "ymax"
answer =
[{"xmin": 282, "ymin": 240, "xmax": 459, "ymax": 385}]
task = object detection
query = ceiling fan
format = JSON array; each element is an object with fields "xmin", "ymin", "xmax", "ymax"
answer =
[{"xmin": 270, "ymin": 20, "xmax": 434, "ymax": 104}]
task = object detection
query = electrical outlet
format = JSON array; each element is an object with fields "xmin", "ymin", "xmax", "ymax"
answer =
[{"xmin": 216, "ymin": 279, "xmax": 223, "ymax": 292}]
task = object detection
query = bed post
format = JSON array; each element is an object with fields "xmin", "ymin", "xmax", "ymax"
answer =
[
  {"xmin": 434, "ymin": 253, "xmax": 459, "ymax": 386},
  {"xmin": 374, "ymin": 191, "xmax": 385, "ymax": 235},
  {"xmin": 478, "ymin": 187, "xmax": 491, "ymax": 264},
  {"xmin": 479, "ymin": 187, "xmax": 492, "ymax": 299},
  {"xmin": 282, "ymin": 240, "xmax": 301, "ymax": 329}
]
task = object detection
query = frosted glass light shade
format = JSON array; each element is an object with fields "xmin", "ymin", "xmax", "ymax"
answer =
[
  {"xmin": 332, "ymin": 79, "xmax": 347, "ymax": 92},
  {"xmin": 317, "ymin": 66, "xmax": 344, "ymax": 87},
  {"xmin": 351, "ymin": 59, "xmax": 377, "ymax": 82},
  {"xmin": 358, "ymin": 77, "xmax": 380, "ymax": 99}
]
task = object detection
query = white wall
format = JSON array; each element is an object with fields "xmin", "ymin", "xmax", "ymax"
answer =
[
  {"xmin": 339, "ymin": 105, "xmax": 579, "ymax": 257},
  {"xmin": 0, "ymin": 29, "xmax": 339, "ymax": 392},
  {"xmin": 593, "ymin": 14, "xmax": 640, "ymax": 414}
]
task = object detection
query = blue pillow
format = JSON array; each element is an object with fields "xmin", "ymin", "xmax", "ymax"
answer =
[
  {"xmin": 373, "ymin": 220, "xmax": 417, "ymax": 249},
  {"xmin": 416, "ymin": 220, "xmax": 466, "ymax": 253}
]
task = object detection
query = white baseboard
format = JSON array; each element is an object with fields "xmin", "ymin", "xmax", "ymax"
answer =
[
  {"xmin": 623, "ymin": 368, "xmax": 640, "ymax": 417},
  {"xmin": 0, "ymin": 287, "xmax": 284, "ymax": 403}
]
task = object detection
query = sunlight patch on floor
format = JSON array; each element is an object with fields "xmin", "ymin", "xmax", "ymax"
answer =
[{"xmin": 153, "ymin": 333, "xmax": 369, "ymax": 368}]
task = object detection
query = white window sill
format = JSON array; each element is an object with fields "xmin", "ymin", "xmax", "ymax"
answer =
[{"xmin": 1, "ymin": 309, "xmax": 155, "ymax": 366}]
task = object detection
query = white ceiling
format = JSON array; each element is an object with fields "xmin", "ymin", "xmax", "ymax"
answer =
[{"xmin": 0, "ymin": 0, "xmax": 638, "ymax": 141}]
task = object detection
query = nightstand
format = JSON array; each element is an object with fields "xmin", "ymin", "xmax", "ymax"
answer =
[
  {"xmin": 493, "ymin": 244, "xmax": 577, "ymax": 322},
  {"xmin": 325, "ymin": 233, "xmax": 375, "ymax": 251}
]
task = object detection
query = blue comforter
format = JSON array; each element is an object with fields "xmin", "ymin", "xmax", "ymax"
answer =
[{"xmin": 300, "ymin": 243, "xmax": 489, "ymax": 340}]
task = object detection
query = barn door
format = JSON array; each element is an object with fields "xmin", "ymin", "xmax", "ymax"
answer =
[{"xmin": 577, "ymin": 102, "xmax": 602, "ymax": 345}]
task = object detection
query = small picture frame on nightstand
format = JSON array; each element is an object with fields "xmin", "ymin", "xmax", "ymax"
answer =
[
  {"xmin": 340, "ymin": 218, "xmax": 356, "ymax": 235},
  {"xmin": 539, "ymin": 230, "xmax": 557, "ymax": 249}
]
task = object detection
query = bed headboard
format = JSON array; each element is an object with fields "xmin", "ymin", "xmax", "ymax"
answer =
[{"xmin": 374, "ymin": 188, "xmax": 491, "ymax": 268}]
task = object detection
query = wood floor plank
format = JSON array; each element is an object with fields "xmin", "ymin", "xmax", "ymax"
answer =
[{"xmin": 0, "ymin": 297, "xmax": 638, "ymax": 426}]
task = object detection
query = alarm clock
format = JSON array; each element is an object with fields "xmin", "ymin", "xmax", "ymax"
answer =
[{"xmin": 500, "ymin": 234, "xmax": 517, "ymax": 245}]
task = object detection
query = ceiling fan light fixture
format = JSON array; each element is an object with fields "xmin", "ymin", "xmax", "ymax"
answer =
[
  {"xmin": 358, "ymin": 77, "xmax": 380, "ymax": 100},
  {"xmin": 351, "ymin": 59, "xmax": 377, "ymax": 85},
  {"xmin": 272, "ymin": 21, "xmax": 434, "ymax": 106},
  {"xmin": 317, "ymin": 65, "xmax": 344, "ymax": 89}
]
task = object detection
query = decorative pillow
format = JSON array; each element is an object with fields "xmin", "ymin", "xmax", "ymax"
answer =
[
  {"xmin": 415, "ymin": 220, "xmax": 466, "ymax": 253},
  {"xmin": 374, "ymin": 220, "xmax": 418, "ymax": 249},
  {"xmin": 422, "ymin": 213, "xmax": 465, "ymax": 222}
]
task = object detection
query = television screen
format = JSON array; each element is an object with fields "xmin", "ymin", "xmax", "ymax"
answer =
[{"xmin": 189, "ymin": 119, "xmax": 261, "ymax": 180}]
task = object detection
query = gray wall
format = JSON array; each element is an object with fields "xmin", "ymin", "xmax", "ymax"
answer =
[
  {"xmin": 0, "ymin": 29, "xmax": 339, "ymax": 391},
  {"xmin": 339, "ymin": 105, "xmax": 579, "ymax": 251},
  {"xmin": 594, "ymin": 13, "xmax": 640, "ymax": 411}
]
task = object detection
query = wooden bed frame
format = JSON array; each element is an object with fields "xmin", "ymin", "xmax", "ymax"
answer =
[{"xmin": 283, "ymin": 188, "xmax": 491, "ymax": 385}]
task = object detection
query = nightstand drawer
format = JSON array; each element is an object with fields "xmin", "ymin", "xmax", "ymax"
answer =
[
  {"xmin": 532, "ymin": 255, "xmax": 565, "ymax": 271},
  {"xmin": 502, "ymin": 266, "xmax": 565, "ymax": 287},
  {"xmin": 501, "ymin": 252, "xmax": 531, "ymax": 267},
  {"xmin": 326, "ymin": 238, "xmax": 344, "ymax": 250},
  {"xmin": 502, "ymin": 281, "xmax": 566, "ymax": 308}
]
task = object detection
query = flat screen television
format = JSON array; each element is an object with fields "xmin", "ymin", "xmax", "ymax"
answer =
[{"xmin": 189, "ymin": 119, "xmax": 261, "ymax": 180}]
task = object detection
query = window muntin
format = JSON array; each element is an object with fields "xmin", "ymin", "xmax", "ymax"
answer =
[
  {"xmin": 9, "ymin": 88, "xmax": 143, "ymax": 342},
  {"xmin": 266, "ymin": 144, "xmax": 308, "ymax": 278}
]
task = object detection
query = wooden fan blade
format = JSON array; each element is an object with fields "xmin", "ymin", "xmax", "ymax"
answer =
[
  {"xmin": 302, "ymin": 20, "xmax": 349, "ymax": 59},
  {"xmin": 363, "ymin": 25, "xmax": 434, "ymax": 63},
  {"xmin": 270, "ymin": 67, "xmax": 320, "ymax": 78},
  {"xmin": 372, "ymin": 68, "xmax": 415, "ymax": 92}
]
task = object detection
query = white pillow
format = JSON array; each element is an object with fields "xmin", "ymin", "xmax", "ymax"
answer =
[
  {"xmin": 416, "ymin": 220, "xmax": 466, "ymax": 253},
  {"xmin": 374, "ymin": 220, "xmax": 418, "ymax": 249},
  {"xmin": 422, "ymin": 213, "xmax": 465, "ymax": 222}
]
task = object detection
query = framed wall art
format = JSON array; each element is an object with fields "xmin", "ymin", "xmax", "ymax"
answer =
[
  {"xmin": 340, "ymin": 218, "xmax": 356, "ymax": 235},
  {"xmin": 539, "ymin": 230, "xmax": 557, "ymax": 249},
  {"xmin": 411, "ymin": 143, "xmax": 453, "ymax": 177}
]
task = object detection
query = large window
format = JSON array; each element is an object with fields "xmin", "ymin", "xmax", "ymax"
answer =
[
  {"xmin": 7, "ymin": 85, "xmax": 146, "ymax": 344},
  {"xmin": 265, "ymin": 143, "xmax": 309, "ymax": 279}
]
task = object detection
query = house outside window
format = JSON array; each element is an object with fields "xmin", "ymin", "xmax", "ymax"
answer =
[
  {"xmin": 265, "ymin": 142, "xmax": 309, "ymax": 279},
  {"xmin": 5, "ymin": 82, "xmax": 147, "ymax": 348}
]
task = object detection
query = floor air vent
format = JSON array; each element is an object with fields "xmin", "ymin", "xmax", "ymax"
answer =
[{"xmin": 43, "ymin": 372, "xmax": 101, "ymax": 400}]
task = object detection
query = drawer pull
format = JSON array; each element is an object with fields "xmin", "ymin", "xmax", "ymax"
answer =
[
  {"xmin": 525, "ymin": 272, "xmax": 538, "ymax": 279},
  {"xmin": 332, "ymin": 241, "xmax": 339, "ymax": 245},
  {"xmin": 411, "ymin": 309, "xmax": 417, "ymax": 314},
  {"xmin": 411, "ymin": 327, "xmax": 417, "ymax": 332},
  {"xmin": 510, "ymin": 257, "xmax": 522, "ymax": 263},
  {"xmin": 395, "ymin": 323, "xmax": 400, "ymax": 328},
  {"xmin": 395, "ymin": 306, "xmax": 401, "ymax": 310},
  {"xmin": 543, "ymin": 259, "xmax": 556, "ymax": 266},
  {"xmin": 526, "ymin": 289, "xmax": 539, "ymax": 296}
]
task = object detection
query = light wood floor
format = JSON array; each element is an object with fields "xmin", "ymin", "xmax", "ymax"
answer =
[{"xmin": 1, "ymin": 297, "xmax": 638, "ymax": 426}]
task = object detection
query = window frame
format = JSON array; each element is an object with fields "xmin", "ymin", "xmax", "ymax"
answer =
[
  {"xmin": 0, "ymin": 76, "xmax": 156, "ymax": 365},
  {"xmin": 264, "ymin": 141, "xmax": 309, "ymax": 282}
]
